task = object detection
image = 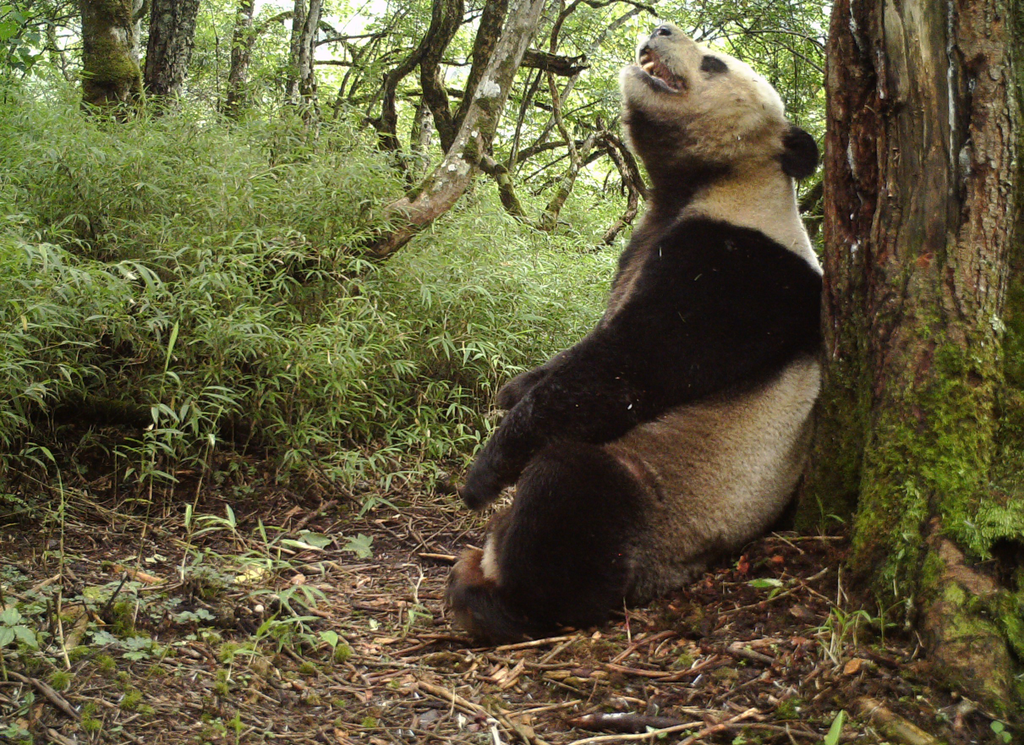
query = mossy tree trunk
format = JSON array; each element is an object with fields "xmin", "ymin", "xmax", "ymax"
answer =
[
  {"xmin": 79, "ymin": 0, "xmax": 146, "ymax": 110},
  {"xmin": 799, "ymin": 0, "xmax": 1024, "ymax": 713}
]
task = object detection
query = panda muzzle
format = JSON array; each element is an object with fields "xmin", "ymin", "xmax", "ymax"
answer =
[{"xmin": 637, "ymin": 49, "xmax": 686, "ymax": 92}]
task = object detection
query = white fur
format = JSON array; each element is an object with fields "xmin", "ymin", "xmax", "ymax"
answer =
[
  {"xmin": 606, "ymin": 357, "xmax": 821, "ymax": 599},
  {"xmin": 619, "ymin": 24, "xmax": 820, "ymax": 272},
  {"xmin": 683, "ymin": 168, "xmax": 821, "ymax": 272},
  {"xmin": 481, "ymin": 534, "xmax": 501, "ymax": 582}
]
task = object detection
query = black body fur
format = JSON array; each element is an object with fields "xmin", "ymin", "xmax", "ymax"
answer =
[{"xmin": 447, "ymin": 443, "xmax": 645, "ymax": 643}]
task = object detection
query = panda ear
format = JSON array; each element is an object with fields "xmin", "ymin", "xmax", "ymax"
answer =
[{"xmin": 780, "ymin": 126, "xmax": 819, "ymax": 180}]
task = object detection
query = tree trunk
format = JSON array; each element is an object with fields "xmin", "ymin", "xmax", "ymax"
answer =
[
  {"xmin": 142, "ymin": 0, "xmax": 200, "ymax": 106},
  {"xmin": 598, "ymin": 132, "xmax": 646, "ymax": 245},
  {"xmin": 224, "ymin": 0, "xmax": 256, "ymax": 119},
  {"xmin": 366, "ymin": 0, "xmax": 548, "ymax": 258},
  {"xmin": 285, "ymin": 0, "xmax": 320, "ymax": 109},
  {"xmin": 417, "ymin": 0, "xmax": 464, "ymax": 150},
  {"xmin": 454, "ymin": 0, "xmax": 507, "ymax": 132},
  {"xmin": 372, "ymin": 0, "xmax": 463, "ymax": 154},
  {"xmin": 79, "ymin": 0, "xmax": 145, "ymax": 110},
  {"xmin": 801, "ymin": 0, "xmax": 1024, "ymax": 712}
]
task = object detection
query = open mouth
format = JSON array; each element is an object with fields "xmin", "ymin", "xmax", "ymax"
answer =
[{"xmin": 637, "ymin": 49, "xmax": 686, "ymax": 92}]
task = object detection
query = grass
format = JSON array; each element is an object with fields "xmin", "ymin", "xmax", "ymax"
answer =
[{"xmin": 0, "ymin": 84, "xmax": 614, "ymax": 505}]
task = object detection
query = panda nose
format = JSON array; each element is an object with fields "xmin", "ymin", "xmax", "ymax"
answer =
[{"xmin": 652, "ymin": 25, "xmax": 673, "ymax": 37}]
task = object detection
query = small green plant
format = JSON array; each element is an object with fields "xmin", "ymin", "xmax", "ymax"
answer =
[
  {"xmin": 81, "ymin": 701, "xmax": 103, "ymax": 733},
  {"xmin": 991, "ymin": 720, "xmax": 1012, "ymax": 744},
  {"xmin": 821, "ymin": 711, "xmax": 845, "ymax": 745},
  {"xmin": 319, "ymin": 630, "xmax": 353, "ymax": 663},
  {"xmin": 813, "ymin": 607, "xmax": 876, "ymax": 666},
  {"xmin": 120, "ymin": 688, "xmax": 143, "ymax": 711},
  {"xmin": 342, "ymin": 534, "xmax": 374, "ymax": 559},
  {"xmin": 775, "ymin": 697, "xmax": 802, "ymax": 720},
  {"xmin": 48, "ymin": 670, "xmax": 72, "ymax": 691},
  {"xmin": 0, "ymin": 607, "xmax": 38, "ymax": 649},
  {"xmin": 96, "ymin": 654, "xmax": 116, "ymax": 674}
]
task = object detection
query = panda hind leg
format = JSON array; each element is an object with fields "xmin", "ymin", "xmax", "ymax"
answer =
[{"xmin": 447, "ymin": 443, "xmax": 646, "ymax": 643}]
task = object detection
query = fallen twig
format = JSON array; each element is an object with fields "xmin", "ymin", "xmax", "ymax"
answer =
[
  {"xmin": 727, "ymin": 641, "xmax": 775, "ymax": 665},
  {"xmin": 679, "ymin": 708, "xmax": 762, "ymax": 745},
  {"xmin": 416, "ymin": 678, "xmax": 548, "ymax": 745},
  {"xmin": 418, "ymin": 552, "xmax": 457, "ymax": 563},
  {"xmin": 494, "ymin": 634, "xmax": 577, "ymax": 652},
  {"xmin": 567, "ymin": 712, "xmax": 689, "ymax": 733},
  {"xmin": 9, "ymin": 671, "xmax": 80, "ymax": 721},
  {"xmin": 566, "ymin": 708, "xmax": 759, "ymax": 745},
  {"xmin": 854, "ymin": 697, "xmax": 943, "ymax": 745}
]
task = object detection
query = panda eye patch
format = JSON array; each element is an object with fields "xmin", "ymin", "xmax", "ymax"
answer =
[{"xmin": 700, "ymin": 56, "xmax": 728, "ymax": 74}]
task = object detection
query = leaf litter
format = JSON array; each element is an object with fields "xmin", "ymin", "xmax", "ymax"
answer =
[{"xmin": 0, "ymin": 468, "xmax": 1012, "ymax": 744}]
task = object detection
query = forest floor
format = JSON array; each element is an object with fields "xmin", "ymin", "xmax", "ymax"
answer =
[{"xmin": 0, "ymin": 460, "xmax": 1011, "ymax": 745}]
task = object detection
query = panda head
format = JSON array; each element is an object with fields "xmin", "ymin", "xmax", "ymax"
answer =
[{"xmin": 620, "ymin": 24, "xmax": 818, "ymax": 192}]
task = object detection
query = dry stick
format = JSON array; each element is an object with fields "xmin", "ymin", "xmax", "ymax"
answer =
[
  {"xmin": 417, "ymin": 552, "xmax": 457, "ymax": 563},
  {"xmin": 565, "ymin": 707, "xmax": 760, "ymax": 745},
  {"xmin": 678, "ymin": 709, "xmax": 762, "ymax": 745},
  {"xmin": 45, "ymin": 728, "xmax": 77, "ymax": 745},
  {"xmin": 603, "ymin": 654, "xmax": 722, "ymax": 682},
  {"xmin": 494, "ymin": 634, "xmax": 577, "ymax": 652},
  {"xmin": 416, "ymin": 679, "xmax": 547, "ymax": 745},
  {"xmin": 568, "ymin": 712, "xmax": 691, "ymax": 733},
  {"xmin": 854, "ymin": 697, "xmax": 943, "ymax": 745},
  {"xmin": 8, "ymin": 671, "xmax": 80, "ymax": 721},
  {"xmin": 726, "ymin": 641, "xmax": 776, "ymax": 665},
  {"xmin": 293, "ymin": 499, "xmax": 338, "ymax": 532},
  {"xmin": 609, "ymin": 629, "xmax": 678, "ymax": 665}
]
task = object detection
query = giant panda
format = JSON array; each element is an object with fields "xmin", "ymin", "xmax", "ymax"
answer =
[{"xmin": 446, "ymin": 23, "xmax": 823, "ymax": 643}]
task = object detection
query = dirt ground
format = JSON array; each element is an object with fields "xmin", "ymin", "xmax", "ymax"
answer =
[{"xmin": 0, "ymin": 470, "xmax": 1014, "ymax": 744}]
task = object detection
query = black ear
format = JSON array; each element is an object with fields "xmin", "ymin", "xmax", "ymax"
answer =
[{"xmin": 780, "ymin": 126, "xmax": 819, "ymax": 180}]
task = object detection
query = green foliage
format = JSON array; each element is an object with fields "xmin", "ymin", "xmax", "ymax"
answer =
[
  {"xmin": 0, "ymin": 88, "xmax": 607, "ymax": 498},
  {"xmin": 0, "ymin": 606, "xmax": 38, "ymax": 649},
  {"xmin": 0, "ymin": 1, "xmax": 42, "ymax": 76},
  {"xmin": 991, "ymin": 720, "xmax": 1013, "ymax": 744},
  {"xmin": 821, "ymin": 710, "xmax": 845, "ymax": 745}
]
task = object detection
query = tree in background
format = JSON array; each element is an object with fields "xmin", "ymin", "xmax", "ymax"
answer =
[
  {"xmin": 286, "ymin": 0, "xmax": 322, "ymax": 110},
  {"xmin": 143, "ymin": 0, "xmax": 201, "ymax": 105},
  {"xmin": 368, "ymin": 0, "xmax": 549, "ymax": 257},
  {"xmin": 800, "ymin": 0, "xmax": 1024, "ymax": 711},
  {"xmin": 79, "ymin": 0, "xmax": 145, "ymax": 109}
]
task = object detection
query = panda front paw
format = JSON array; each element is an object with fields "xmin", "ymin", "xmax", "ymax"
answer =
[{"xmin": 460, "ymin": 458, "xmax": 506, "ymax": 510}]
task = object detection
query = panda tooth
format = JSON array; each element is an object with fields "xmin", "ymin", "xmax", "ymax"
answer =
[{"xmin": 642, "ymin": 62, "xmax": 656, "ymax": 74}]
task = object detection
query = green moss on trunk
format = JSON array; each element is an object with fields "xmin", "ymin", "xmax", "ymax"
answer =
[
  {"xmin": 80, "ymin": 0, "xmax": 143, "ymax": 110},
  {"xmin": 852, "ymin": 342, "xmax": 998, "ymax": 595}
]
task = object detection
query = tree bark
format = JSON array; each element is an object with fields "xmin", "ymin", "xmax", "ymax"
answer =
[
  {"xmin": 79, "ymin": 0, "xmax": 145, "ymax": 110},
  {"xmin": 417, "ymin": 0, "xmax": 464, "ymax": 150},
  {"xmin": 366, "ymin": 0, "xmax": 549, "ymax": 258},
  {"xmin": 142, "ymin": 0, "xmax": 200, "ymax": 106},
  {"xmin": 801, "ymin": 0, "xmax": 1024, "ymax": 712},
  {"xmin": 285, "ymin": 0, "xmax": 321, "ymax": 109},
  {"xmin": 598, "ymin": 132, "xmax": 646, "ymax": 245},
  {"xmin": 224, "ymin": 0, "xmax": 256, "ymax": 119},
  {"xmin": 454, "ymin": 0, "xmax": 507, "ymax": 132},
  {"xmin": 372, "ymin": 0, "xmax": 463, "ymax": 153}
]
